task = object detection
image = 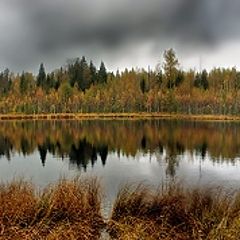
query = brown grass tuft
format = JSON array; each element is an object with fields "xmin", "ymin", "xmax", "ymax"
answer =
[
  {"xmin": 0, "ymin": 178, "xmax": 104, "ymax": 240},
  {"xmin": 109, "ymin": 184, "xmax": 240, "ymax": 240}
]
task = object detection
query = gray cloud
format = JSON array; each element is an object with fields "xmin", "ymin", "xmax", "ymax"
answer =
[{"xmin": 0, "ymin": 0, "xmax": 240, "ymax": 72}]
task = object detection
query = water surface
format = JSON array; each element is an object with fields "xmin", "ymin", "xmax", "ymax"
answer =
[{"xmin": 1, "ymin": 120, "xmax": 240, "ymax": 200}]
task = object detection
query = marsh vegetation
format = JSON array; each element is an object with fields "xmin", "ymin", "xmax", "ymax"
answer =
[{"xmin": 1, "ymin": 178, "xmax": 240, "ymax": 240}]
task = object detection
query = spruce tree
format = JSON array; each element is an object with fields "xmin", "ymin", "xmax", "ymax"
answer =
[
  {"xmin": 194, "ymin": 70, "xmax": 209, "ymax": 90},
  {"xmin": 89, "ymin": 60, "xmax": 97, "ymax": 85},
  {"xmin": 69, "ymin": 58, "xmax": 80, "ymax": 87},
  {"xmin": 98, "ymin": 61, "xmax": 107, "ymax": 84},
  {"xmin": 140, "ymin": 78, "xmax": 146, "ymax": 93},
  {"xmin": 37, "ymin": 63, "xmax": 46, "ymax": 88},
  {"xmin": 77, "ymin": 56, "xmax": 91, "ymax": 91},
  {"xmin": 201, "ymin": 70, "xmax": 209, "ymax": 90},
  {"xmin": 46, "ymin": 72, "xmax": 55, "ymax": 91},
  {"xmin": 175, "ymin": 71, "xmax": 184, "ymax": 87},
  {"xmin": 0, "ymin": 68, "xmax": 11, "ymax": 94},
  {"xmin": 20, "ymin": 72, "xmax": 27, "ymax": 94}
]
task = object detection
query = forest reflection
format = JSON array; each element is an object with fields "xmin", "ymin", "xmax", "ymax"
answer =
[{"xmin": 0, "ymin": 120, "xmax": 240, "ymax": 174}]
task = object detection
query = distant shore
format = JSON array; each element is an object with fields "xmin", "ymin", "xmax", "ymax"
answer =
[{"xmin": 0, "ymin": 112, "xmax": 240, "ymax": 121}]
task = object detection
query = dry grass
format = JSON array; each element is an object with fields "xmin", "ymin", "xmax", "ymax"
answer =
[
  {"xmin": 0, "ymin": 178, "xmax": 104, "ymax": 240},
  {"xmin": 1, "ymin": 179, "xmax": 240, "ymax": 239},
  {"xmin": 108, "ymin": 184, "xmax": 240, "ymax": 240}
]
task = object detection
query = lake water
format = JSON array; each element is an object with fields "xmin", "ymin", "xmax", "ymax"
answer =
[{"xmin": 1, "ymin": 119, "xmax": 240, "ymax": 202}]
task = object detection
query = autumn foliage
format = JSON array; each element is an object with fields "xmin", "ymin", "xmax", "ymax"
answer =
[{"xmin": 1, "ymin": 49, "xmax": 240, "ymax": 115}]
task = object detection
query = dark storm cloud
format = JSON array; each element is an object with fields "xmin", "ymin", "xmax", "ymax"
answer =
[{"xmin": 1, "ymin": 0, "xmax": 240, "ymax": 72}]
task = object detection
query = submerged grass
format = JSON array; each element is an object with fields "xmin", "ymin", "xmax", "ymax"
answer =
[
  {"xmin": 1, "ymin": 178, "xmax": 240, "ymax": 239},
  {"xmin": 0, "ymin": 178, "xmax": 104, "ymax": 240}
]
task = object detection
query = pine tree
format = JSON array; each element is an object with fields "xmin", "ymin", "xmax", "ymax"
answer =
[
  {"xmin": 98, "ymin": 61, "xmax": 107, "ymax": 84},
  {"xmin": 194, "ymin": 70, "xmax": 209, "ymax": 90},
  {"xmin": 69, "ymin": 58, "xmax": 80, "ymax": 87},
  {"xmin": 54, "ymin": 77, "xmax": 60, "ymax": 90},
  {"xmin": 37, "ymin": 63, "xmax": 46, "ymax": 88},
  {"xmin": 0, "ymin": 68, "xmax": 11, "ymax": 94},
  {"xmin": 46, "ymin": 72, "xmax": 55, "ymax": 91},
  {"xmin": 194, "ymin": 73, "xmax": 201, "ymax": 88},
  {"xmin": 201, "ymin": 70, "xmax": 209, "ymax": 90},
  {"xmin": 140, "ymin": 78, "xmax": 146, "ymax": 93},
  {"xmin": 79, "ymin": 56, "xmax": 91, "ymax": 91},
  {"xmin": 175, "ymin": 71, "xmax": 184, "ymax": 87},
  {"xmin": 89, "ymin": 60, "xmax": 97, "ymax": 85},
  {"xmin": 20, "ymin": 72, "xmax": 27, "ymax": 94}
]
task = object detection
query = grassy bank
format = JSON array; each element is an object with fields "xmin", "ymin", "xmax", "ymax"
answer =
[
  {"xmin": 1, "ymin": 112, "xmax": 240, "ymax": 121},
  {"xmin": 1, "ymin": 179, "xmax": 240, "ymax": 239},
  {"xmin": 109, "ymin": 185, "xmax": 240, "ymax": 240},
  {"xmin": 0, "ymin": 178, "xmax": 103, "ymax": 240}
]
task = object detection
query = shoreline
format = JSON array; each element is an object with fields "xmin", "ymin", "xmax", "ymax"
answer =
[{"xmin": 0, "ymin": 112, "xmax": 240, "ymax": 121}]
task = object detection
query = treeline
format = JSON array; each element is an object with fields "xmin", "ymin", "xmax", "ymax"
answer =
[{"xmin": 1, "ymin": 49, "xmax": 240, "ymax": 114}]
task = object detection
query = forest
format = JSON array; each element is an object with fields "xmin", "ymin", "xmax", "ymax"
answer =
[{"xmin": 1, "ymin": 49, "xmax": 240, "ymax": 115}]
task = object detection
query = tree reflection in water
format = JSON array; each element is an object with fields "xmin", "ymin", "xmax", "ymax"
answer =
[{"xmin": 0, "ymin": 120, "xmax": 240, "ymax": 176}]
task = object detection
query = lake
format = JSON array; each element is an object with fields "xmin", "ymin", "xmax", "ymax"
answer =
[{"xmin": 1, "ymin": 119, "xmax": 240, "ymax": 202}]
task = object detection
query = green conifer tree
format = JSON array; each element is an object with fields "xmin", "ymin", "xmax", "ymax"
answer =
[
  {"xmin": 37, "ymin": 63, "xmax": 46, "ymax": 88},
  {"xmin": 98, "ymin": 61, "xmax": 107, "ymax": 84}
]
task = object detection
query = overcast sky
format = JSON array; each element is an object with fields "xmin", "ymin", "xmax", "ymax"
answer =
[{"xmin": 1, "ymin": 0, "xmax": 240, "ymax": 73}]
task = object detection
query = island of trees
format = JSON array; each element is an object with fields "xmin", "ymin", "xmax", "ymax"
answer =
[{"xmin": 0, "ymin": 49, "xmax": 240, "ymax": 115}]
